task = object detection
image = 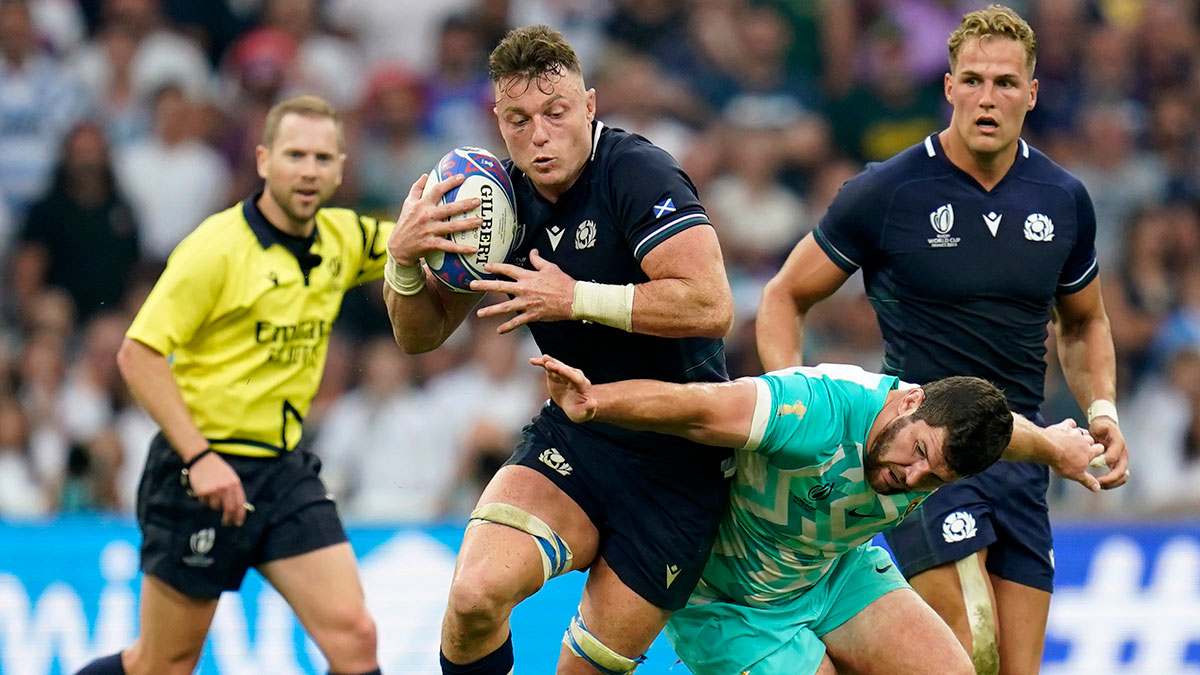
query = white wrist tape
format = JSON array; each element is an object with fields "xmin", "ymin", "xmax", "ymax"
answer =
[
  {"xmin": 384, "ymin": 252, "xmax": 426, "ymax": 296},
  {"xmin": 1087, "ymin": 399, "xmax": 1119, "ymax": 425},
  {"xmin": 571, "ymin": 281, "xmax": 634, "ymax": 332}
]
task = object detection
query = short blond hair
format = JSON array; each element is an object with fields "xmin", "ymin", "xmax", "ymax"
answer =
[
  {"xmin": 948, "ymin": 4, "xmax": 1036, "ymax": 75},
  {"xmin": 262, "ymin": 94, "xmax": 344, "ymax": 150}
]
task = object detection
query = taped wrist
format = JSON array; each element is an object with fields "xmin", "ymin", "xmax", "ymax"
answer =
[
  {"xmin": 384, "ymin": 252, "xmax": 426, "ymax": 296},
  {"xmin": 1086, "ymin": 399, "xmax": 1119, "ymax": 425},
  {"xmin": 571, "ymin": 281, "xmax": 634, "ymax": 332}
]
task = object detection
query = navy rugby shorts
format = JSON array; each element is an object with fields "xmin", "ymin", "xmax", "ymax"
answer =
[
  {"xmin": 136, "ymin": 433, "xmax": 348, "ymax": 598},
  {"xmin": 505, "ymin": 410, "xmax": 734, "ymax": 610},
  {"xmin": 884, "ymin": 460, "xmax": 1053, "ymax": 593}
]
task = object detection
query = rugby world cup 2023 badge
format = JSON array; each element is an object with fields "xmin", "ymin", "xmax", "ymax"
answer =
[
  {"xmin": 927, "ymin": 204, "xmax": 960, "ymax": 248},
  {"xmin": 184, "ymin": 527, "xmax": 216, "ymax": 567}
]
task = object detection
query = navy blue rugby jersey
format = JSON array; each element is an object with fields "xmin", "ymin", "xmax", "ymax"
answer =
[
  {"xmin": 813, "ymin": 134, "xmax": 1098, "ymax": 414},
  {"xmin": 503, "ymin": 122, "xmax": 729, "ymax": 453}
]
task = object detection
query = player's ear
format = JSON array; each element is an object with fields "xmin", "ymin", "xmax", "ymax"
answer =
[
  {"xmin": 944, "ymin": 72, "xmax": 953, "ymax": 103},
  {"xmin": 586, "ymin": 88, "xmax": 596, "ymax": 122},
  {"xmin": 1028, "ymin": 78, "xmax": 1038, "ymax": 111},
  {"xmin": 899, "ymin": 387, "xmax": 926, "ymax": 416},
  {"xmin": 334, "ymin": 152, "xmax": 346, "ymax": 187},
  {"xmin": 255, "ymin": 144, "xmax": 269, "ymax": 180}
]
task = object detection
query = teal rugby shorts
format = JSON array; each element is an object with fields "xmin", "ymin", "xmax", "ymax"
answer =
[{"xmin": 664, "ymin": 544, "xmax": 908, "ymax": 675}]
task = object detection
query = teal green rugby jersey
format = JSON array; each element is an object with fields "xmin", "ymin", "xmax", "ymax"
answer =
[{"xmin": 695, "ymin": 364, "xmax": 933, "ymax": 608}]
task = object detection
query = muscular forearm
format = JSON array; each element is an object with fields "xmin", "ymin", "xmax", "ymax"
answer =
[
  {"xmin": 383, "ymin": 278, "xmax": 479, "ymax": 354},
  {"xmin": 628, "ymin": 277, "xmax": 732, "ymax": 338},
  {"xmin": 756, "ymin": 278, "xmax": 806, "ymax": 371},
  {"xmin": 1055, "ymin": 312, "xmax": 1117, "ymax": 410},
  {"xmin": 589, "ymin": 378, "xmax": 751, "ymax": 448},
  {"xmin": 116, "ymin": 338, "xmax": 208, "ymax": 462},
  {"xmin": 1003, "ymin": 413, "xmax": 1052, "ymax": 464}
]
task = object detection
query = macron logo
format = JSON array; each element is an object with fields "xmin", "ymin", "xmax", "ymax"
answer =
[{"xmin": 652, "ymin": 198, "xmax": 676, "ymax": 218}]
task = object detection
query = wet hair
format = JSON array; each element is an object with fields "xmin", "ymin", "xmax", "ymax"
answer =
[
  {"xmin": 487, "ymin": 24, "xmax": 582, "ymax": 95},
  {"xmin": 948, "ymin": 4, "xmax": 1037, "ymax": 75},
  {"xmin": 261, "ymin": 94, "xmax": 344, "ymax": 151},
  {"xmin": 912, "ymin": 376, "xmax": 1013, "ymax": 478}
]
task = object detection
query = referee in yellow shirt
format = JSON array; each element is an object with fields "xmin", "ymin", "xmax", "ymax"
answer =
[{"xmin": 73, "ymin": 95, "xmax": 464, "ymax": 675}]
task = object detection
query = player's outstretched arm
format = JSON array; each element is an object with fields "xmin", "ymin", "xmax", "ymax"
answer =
[
  {"xmin": 384, "ymin": 172, "xmax": 488, "ymax": 353},
  {"xmin": 531, "ymin": 354, "xmax": 756, "ymax": 448},
  {"xmin": 757, "ymin": 234, "xmax": 850, "ymax": 372},
  {"xmin": 116, "ymin": 338, "xmax": 249, "ymax": 526},
  {"xmin": 1005, "ymin": 415, "xmax": 1105, "ymax": 492}
]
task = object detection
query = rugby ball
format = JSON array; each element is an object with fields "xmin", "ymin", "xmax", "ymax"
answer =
[{"xmin": 421, "ymin": 146, "xmax": 520, "ymax": 292}]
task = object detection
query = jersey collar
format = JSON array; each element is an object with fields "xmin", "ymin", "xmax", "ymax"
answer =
[
  {"xmin": 242, "ymin": 192, "xmax": 283, "ymax": 250},
  {"xmin": 926, "ymin": 133, "xmax": 1029, "ymax": 193}
]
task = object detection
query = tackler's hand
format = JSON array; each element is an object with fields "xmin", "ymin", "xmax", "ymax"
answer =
[{"xmin": 531, "ymin": 354, "xmax": 598, "ymax": 423}]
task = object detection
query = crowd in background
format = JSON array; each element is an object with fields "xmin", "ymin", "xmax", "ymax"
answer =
[{"xmin": 1, "ymin": 0, "xmax": 1198, "ymax": 522}]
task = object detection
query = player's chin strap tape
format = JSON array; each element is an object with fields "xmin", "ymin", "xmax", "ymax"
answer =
[
  {"xmin": 955, "ymin": 553, "xmax": 999, "ymax": 675},
  {"xmin": 563, "ymin": 612, "xmax": 645, "ymax": 674},
  {"xmin": 466, "ymin": 503, "xmax": 573, "ymax": 581}
]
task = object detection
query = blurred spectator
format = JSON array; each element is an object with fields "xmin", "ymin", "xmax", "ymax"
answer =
[
  {"xmin": 0, "ymin": 0, "xmax": 88, "ymax": 215},
  {"xmin": 509, "ymin": 0, "xmax": 611, "ymax": 73},
  {"xmin": 1067, "ymin": 102, "xmax": 1167, "ymax": 268},
  {"xmin": 421, "ymin": 13, "xmax": 496, "ymax": 147},
  {"xmin": 324, "ymin": 0, "xmax": 473, "ymax": 72},
  {"xmin": 353, "ymin": 64, "xmax": 442, "ymax": 214},
  {"xmin": 1116, "ymin": 347, "xmax": 1200, "ymax": 515},
  {"xmin": 13, "ymin": 122, "xmax": 139, "ymax": 322},
  {"xmin": 98, "ymin": 0, "xmax": 213, "ymax": 103},
  {"xmin": 314, "ymin": 336, "xmax": 451, "ymax": 522},
  {"xmin": 0, "ymin": 392, "xmax": 48, "ymax": 516},
  {"xmin": 429, "ymin": 319, "xmax": 542, "ymax": 517},
  {"xmin": 827, "ymin": 16, "xmax": 943, "ymax": 163},
  {"xmin": 594, "ymin": 51, "xmax": 703, "ymax": 164},
  {"xmin": 261, "ymin": 0, "xmax": 365, "ymax": 109},
  {"xmin": 67, "ymin": 24, "xmax": 151, "ymax": 146},
  {"xmin": 115, "ymin": 82, "xmax": 231, "ymax": 262},
  {"xmin": 706, "ymin": 120, "xmax": 807, "ymax": 275}
]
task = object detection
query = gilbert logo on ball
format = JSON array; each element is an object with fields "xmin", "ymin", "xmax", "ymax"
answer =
[{"xmin": 422, "ymin": 146, "xmax": 521, "ymax": 292}]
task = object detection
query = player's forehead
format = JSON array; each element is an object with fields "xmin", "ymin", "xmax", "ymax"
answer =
[
  {"xmin": 494, "ymin": 70, "xmax": 585, "ymax": 112},
  {"xmin": 954, "ymin": 35, "xmax": 1030, "ymax": 79},
  {"xmin": 271, "ymin": 113, "xmax": 341, "ymax": 153}
]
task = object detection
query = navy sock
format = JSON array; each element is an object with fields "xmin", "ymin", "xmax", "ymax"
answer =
[
  {"xmin": 440, "ymin": 633, "xmax": 514, "ymax": 674},
  {"xmin": 329, "ymin": 670, "xmax": 382, "ymax": 675},
  {"xmin": 74, "ymin": 653, "xmax": 126, "ymax": 675}
]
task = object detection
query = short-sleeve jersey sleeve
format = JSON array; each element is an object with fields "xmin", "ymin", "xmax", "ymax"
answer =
[
  {"xmin": 607, "ymin": 138, "xmax": 711, "ymax": 262},
  {"xmin": 812, "ymin": 166, "xmax": 887, "ymax": 274},
  {"xmin": 126, "ymin": 230, "xmax": 225, "ymax": 355},
  {"xmin": 351, "ymin": 214, "xmax": 393, "ymax": 286},
  {"xmin": 1057, "ymin": 179, "xmax": 1099, "ymax": 294},
  {"xmin": 741, "ymin": 369, "xmax": 846, "ymax": 469}
]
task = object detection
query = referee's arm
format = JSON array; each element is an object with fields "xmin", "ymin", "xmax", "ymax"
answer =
[{"xmin": 117, "ymin": 337, "xmax": 249, "ymax": 526}]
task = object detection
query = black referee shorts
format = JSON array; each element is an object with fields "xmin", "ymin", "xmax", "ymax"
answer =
[{"xmin": 136, "ymin": 433, "xmax": 348, "ymax": 599}]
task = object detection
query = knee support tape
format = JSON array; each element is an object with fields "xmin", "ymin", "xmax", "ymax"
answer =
[
  {"xmin": 563, "ymin": 612, "xmax": 644, "ymax": 675},
  {"xmin": 467, "ymin": 503, "xmax": 573, "ymax": 581}
]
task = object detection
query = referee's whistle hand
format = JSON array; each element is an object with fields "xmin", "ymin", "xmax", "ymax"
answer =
[{"xmin": 189, "ymin": 454, "xmax": 250, "ymax": 526}]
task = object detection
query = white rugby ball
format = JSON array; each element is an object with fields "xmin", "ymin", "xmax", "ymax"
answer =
[{"xmin": 421, "ymin": 146, "xmax": 521, "ymax": 292}]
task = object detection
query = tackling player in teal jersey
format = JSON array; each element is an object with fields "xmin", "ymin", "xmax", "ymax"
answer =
[{"xmin": 530, "ymin": 356, "xmax": 1104, "ymax": 675}]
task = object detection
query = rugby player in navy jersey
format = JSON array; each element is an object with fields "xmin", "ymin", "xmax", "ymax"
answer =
[
  {"xmin": 383, "ymin": 24, "xmax": 733, "ymax": 675},
  {"xmin": 757, "ymin": 5, "xmax": 1129, "ymax": 673}
]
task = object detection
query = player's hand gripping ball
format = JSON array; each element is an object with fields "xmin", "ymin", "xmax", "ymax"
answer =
[{"xmin": 422, "ymin": 146, "xmax": 521, "ymax": 292}]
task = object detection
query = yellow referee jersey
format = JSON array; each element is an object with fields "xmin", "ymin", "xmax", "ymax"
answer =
[{"xmin": 127, "ymin": 195, "xmax": 392, "ymax": 457}]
